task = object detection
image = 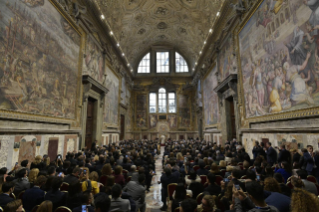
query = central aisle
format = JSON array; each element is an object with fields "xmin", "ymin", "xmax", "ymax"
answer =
[{"xmin": 145, "ymin": 146, "xmax": 165, "ymax": 212}]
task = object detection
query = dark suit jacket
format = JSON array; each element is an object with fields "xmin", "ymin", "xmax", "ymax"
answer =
[
  {"xmin": 22, "ymin": 186, "xmax": 45, "ymax": 211},
  {"xmin": 44, "ymin": 190, "xmax": 67, "ymax": 210},
  {"xmin": 278, "ymin": 149, "xmax": 291, "ymax": 164},
  {"xmin": 196, "ymin": 168, "xmax": 209, "ymax": 176},
  {"xmin": 204, "ymin": 184, "xmax": 222, "ymax": 196},
  {"xmin": 304, "ymin": 152, "xmax": 315, "ymax": 172},
  {"xmin": 72, "ymin": 205, "xmax": 94, "ymax": 212},
  {"xmin": 267, "ymin": 147, "xmax": 277, "ymax": 165},
  {"xmin": 0, "ymin": 193, "xmax": 14, "ymax": 209}
]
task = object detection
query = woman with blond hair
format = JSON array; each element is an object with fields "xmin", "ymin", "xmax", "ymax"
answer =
[
  {"xmin": 220, "ymin": 180, "xmax": 234, "ymax": 211},
  {"xmin": 30, "ymin": 155, "xmax": 45, "ymax": 171},
  {"xmin": 197, "ymin": 194, "xmax": 220, "ymax": 212},
  {"xmin": 36, "ymin": 200, "xmax": 52, "ymax": 212},
  {"xmin": 28, "ymin": 168, "xmax": 39, "ymax": 187},
  {"xmin": 4, "ymin": 199, "xmax": 24, "ymax": 212},
  {"xmin": 209, "ymin": 163, "xmax": 222, "ymax": 176},
  {"xmin": 219, "ymin": 160, "xmax": 226, "ymax": 170},
  {"xmin": 82, "ymin": 171, "xmax": 100, "ymax": 194},
  {"xmin": 291, "ymin": 178, "xmax": 319, "ymax": 212}
]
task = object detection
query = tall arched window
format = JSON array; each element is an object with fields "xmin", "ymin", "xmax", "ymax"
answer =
[
  {"xmin": 137, "ymin": 53, "xmax": 150, "ymax": 73},
  {"xmin": 156, "ymin": 52, "xmax": 170, "ymax": 73},
  {"xmin": 158, "ymin": 88, "xmax": 167, "ymax": 113},
  {"xmin": 175, "ymin": 52, "xmax": 189, "ymax": 73}
]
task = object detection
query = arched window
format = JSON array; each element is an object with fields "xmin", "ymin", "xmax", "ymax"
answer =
[
  {"xmin": 175, "ymin": 52, "xmax": 189, "ymax": 73},
  {"xmin": 156, "ymin": 52, "xmax": 170, "ymax": 73},
  {"xmin": 137, "ymin": 53, "xmax": 150, "ymax": 73},
  {"xmin": 158, "ymin": 88, "xmax": 167, "ymax": 113}
]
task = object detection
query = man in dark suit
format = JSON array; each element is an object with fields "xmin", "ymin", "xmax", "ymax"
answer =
[
  {"xmin": 278, "ymin": 144, "xmax": 291, "ymax": 165},
  {"xmin": 160, "ymin": 167, "xmax": 179, "ymax": 211},
  {"xmin": 44, "ymin": 177, "xmax": 67, "ymax": 210},
  {"xmin": 0, "ymin": 182, "xmax": 15, "ymax": 208},
  {"xmin": 196, "ymin": 161, "xmax": 209, "ymax": 176},
  {"xmin": 23, "ymin": 175, "xmax": 47, "ymax": 211},
  {"xmin": 204, "ymin": 173, "xmax": 221, "ymax": 196},
  {"xmin": 94, "ymin": 193, "xmax": 111, "ymax": 212},
  {"xmin": 304, "ymin": 145, "xmax": 318, "ymax": 177},
  {"xmin": 63, "ymin": 167, "xmax": 81, "ymax": 184},
  {"xmin": 266, "ymin": 142, "xmax": 277, "ymax": 166}
]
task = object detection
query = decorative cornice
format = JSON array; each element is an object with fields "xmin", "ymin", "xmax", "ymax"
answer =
[{"xmin": 82, "ymin": 75, "xmax": 109, "ymax": 94}]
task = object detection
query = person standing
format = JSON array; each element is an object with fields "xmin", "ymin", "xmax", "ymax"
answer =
[
  {"xmin": 303, "ymin": 145, "xmax": 319, "ymax": 182},
  {"xmin": 266, "ymin": 142, "xmax": 277, "ymax": 166},
  {"xmin": 278, "ymin": 145, "xmax": 291, "ymax": 165}
]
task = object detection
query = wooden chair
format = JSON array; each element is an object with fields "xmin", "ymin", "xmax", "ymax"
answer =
[
  {"xmin": 220, "ymin": 169, "xmax": 226, "ymax": 177},
  {"xmin": 307, "ymin": 175, "xmax": 318, "ymax": 184},
  {"xmin": 60, "ymin": 182, "xmax": 69, "ymax": 191},
  {"xmin": 203, "ymin": 182, "xmax": 209, "ymax": 188},
  {"xmin": 9, "ymin": 193, "xmax": 16, "ymax": 200},
  {"xmin": 215, "ymin": 175, "xmax": 223, "ymax": 186},
  {"xmin": 238, "ymin": 162, "xmax": 243, "ymax": 166},
  {"xmin": 167, "ymin": 183, "xmax": 177, "ymax": 201},
  {"xmin": 100, "ymin": 175, "xmax": 108, "ymax": 186},
  {"xmin": 200, "ymin": 175, "xmax": 207, "ymax": 185},
  {"xmin": 18, "ymin": 190, "xmax": 25, "ymax": 200},
  {"xmin": 126, "ymin": 176, "xmax": 132, "ymax": 183},
  {"xmin": 204, "ymin": 165, "xmax": 210, "ymax": 170},
  {"xmin": 241, "ymin": 175, "xmax": 247, "ymax": 179},
  {"xmin": 174, "ymin": 207, "xmax": 180, "ymax": 212},
  {"xmin": 193, "ymin": 165, "xmax": 200, "ymax": 172},
  {"xmin": 286, "ymin": 181, "xmax": 294, "ymax": 189},
  {"xmin": 315, "ymin": 183, "xmax": 319, "ymax": 195},
  {"xmin": 122, "ymin": 169, "xmax": 128, "ymax": 179},
  {"xmin": 31, "ymin": 205, "xmax": 39, "ymax": 212},
  {"xmin": 0, "ymin": 206, "xmax": 3, "ymax": 212},
  {"xmin": 54, "ymin": 206, "xmax": 72, "ymax": 212},
  {"xmin": 196, "ymin": 192, "xmax": 204, "ymax": 205}
]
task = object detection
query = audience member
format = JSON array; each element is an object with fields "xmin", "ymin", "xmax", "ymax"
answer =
[
  {"xmin": 204, "ymin": 173, "xmax": 221, "ymax": 196},
  {"xmin": 13, "ymin": 168, "xmax": 30, "ymax": 196},
  {"xmin": 110, "ymin": 184, "xmax": 131, "ymax": 212},
  {"xmin": 0, "ymin": 182, "xmax": 15, "ymax": 208},
  {"xmin": 94, "ymin": 193, "xmax": 111, "ymax": 212},
  {"xmin": 22, "ymin": 175, "xmax": 47, "ymax": 211},
  {"xmin": 123, "ymin": 174, "xmax": 146, "ymax": 212},
  {"xmin": 36, "ymin": 200, "xmax": 53, "ymax": 212},
  {"xmin": 44, "ymin": 177, "xmax": 67, "ymax": 210},
  {"xmin": 4, "ymin": 199, "xmax": 24, "ymax": 212},
  {"xmin": 296, "ymin": 169, "xmax": 318, "ymax": 195}
]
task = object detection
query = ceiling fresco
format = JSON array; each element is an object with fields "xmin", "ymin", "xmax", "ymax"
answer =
[{"xmin": 93, "ymin": 0, "xmax": 225, "ymax": 71}]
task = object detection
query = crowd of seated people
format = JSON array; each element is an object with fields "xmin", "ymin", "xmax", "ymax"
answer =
[
  {"xmin": 159, "ymin": 139, "xmax": 319, "ymax": 212},
  {"xmin": 0, "ymin": 140, "xmax": 159, "ymax": 212}
]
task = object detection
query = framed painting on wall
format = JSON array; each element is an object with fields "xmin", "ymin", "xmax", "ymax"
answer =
[{"xmin": 238, "ymin": 0, "xmax": 319, "ymax": 124}]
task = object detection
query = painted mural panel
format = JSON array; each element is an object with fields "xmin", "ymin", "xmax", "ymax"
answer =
[
  {"xmin": 104, "ymin": 66, "xmax": 119, "ymax": 125},
  {"xmin": 0, "ymin": 0, "xmax": 80, "ymax": 119},
  {"xmin": 239, "ymin": 0, "xmax": 319, "ymax": 118},
  {"xmin": 83, "ymin": 36, "xmax": 105, "ymax": 83},
  {"xmin": 126, "ymin": 89, "xmax": 132, "ymax": 131},
  {"xmin": 203, "ymin": 66, "xmax": 219, "ymax": 126},
  {"xmin": 219, "ymin": 35, "xmax": 237, "ymax": 81},
  {"xmin": 168, "ymin": 114, "xmax": 177, "ymax": 128},
  {"xmin": 178, "ymin": 94, "xmax": 191, "ymax": 128},
  {"xmin": 149, "ymin": 114, "xmax": 157, "ymax": 128},
  {"xmin": 136, "ymin": 94, "xmax": 147, "ymax": 128}
]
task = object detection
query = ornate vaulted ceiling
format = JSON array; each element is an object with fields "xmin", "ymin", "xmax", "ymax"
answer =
[{"xmin": 93, "ymin": 0, "xmax": 225, "ymax": 72}]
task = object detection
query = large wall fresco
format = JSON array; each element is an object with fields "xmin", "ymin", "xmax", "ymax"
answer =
[
  {"xmin": 203, "ymin": 66, "xmax": 220, "ymax": 127},
  {"xmin": 83, "ymin": 36, "xmax": 105, "ymax": 84},
  {"xmin": 0, "ymin": 0, "xmax": 80, "ymax": 119},
  {"xmin": 136, "ymin": 94, "xmax": 147, "ymax": 128},
  {"xmin": 104, "ymin": 66, "xmax": 119, "ymax": 125},
  {"xmin": 219, "ymin": 35, "xmax": 237, "ymax": 81},
  {"xmin": 178, "ymin": 94, "xmax": 191, "ymax": 128},
  {"xmin": 239, "ymin": 0, "xmax": 319, "ymax": 118}
]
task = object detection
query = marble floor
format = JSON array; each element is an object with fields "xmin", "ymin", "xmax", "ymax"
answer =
[{"xmin": 145, "ymin": 146, "xmax": 165, "ymax": 212}]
